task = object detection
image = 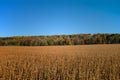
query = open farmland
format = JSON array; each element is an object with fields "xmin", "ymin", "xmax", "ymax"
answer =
[{"xmin": 0, "ymin": 44, "xmax": 120, "ymax": 80}]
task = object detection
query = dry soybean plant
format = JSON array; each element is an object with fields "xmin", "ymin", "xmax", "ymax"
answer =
[{"xmin": 0, "ymin": 44, "xmax": 120, "ymax": 80}]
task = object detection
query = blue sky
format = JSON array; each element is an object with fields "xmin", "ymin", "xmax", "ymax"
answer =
[{"xmin": 0, "ymin": 0, "xmax": 120, "ymax": 37}]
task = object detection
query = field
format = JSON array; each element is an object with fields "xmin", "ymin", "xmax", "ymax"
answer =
[{"xmin": 0, "ymin": 44, "xmax": 120, "ymax": 80}]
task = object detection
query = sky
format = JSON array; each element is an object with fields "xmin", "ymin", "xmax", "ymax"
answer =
[{"xmin": 0, "ymin": 0, "xmax": 120, "ymax": 37}]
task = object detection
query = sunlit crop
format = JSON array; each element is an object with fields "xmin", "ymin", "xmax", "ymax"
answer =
[{"xmin": 0, "ymin": 44, "xmax": 120, "ymax": 80}]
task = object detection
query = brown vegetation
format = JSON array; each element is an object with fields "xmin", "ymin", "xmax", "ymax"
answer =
[{"xmin": 0, "ymin": 44, "xmax": 120, "ymax": 80}]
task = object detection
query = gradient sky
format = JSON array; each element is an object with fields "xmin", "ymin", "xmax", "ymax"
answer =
[{"xmin": 0, "ymin": 0, "xmax": 120, "ymax": 37}]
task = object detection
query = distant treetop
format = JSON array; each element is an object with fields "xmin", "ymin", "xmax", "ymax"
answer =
[{"xmin": 0, "ymin": 34, "xmax": 120, "ymax": 46}]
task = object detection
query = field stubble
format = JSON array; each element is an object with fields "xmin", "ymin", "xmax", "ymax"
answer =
[{"xmin": 0, "ymin": 44, "xmax": 120, "ymax": 80}]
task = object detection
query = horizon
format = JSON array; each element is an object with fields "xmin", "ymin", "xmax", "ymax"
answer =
[
  {"xmin": 0, "ymin": 33, "xmax": 120, "ymax": 38},
  {"xmin": 0, "ymin": 0, "xmax": 120, "ymax": 37}
]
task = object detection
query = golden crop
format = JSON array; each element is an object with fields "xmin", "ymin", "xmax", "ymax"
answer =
[{"xmin": 0, "ymin": 44, "xmax": 120, "ymax": 80}]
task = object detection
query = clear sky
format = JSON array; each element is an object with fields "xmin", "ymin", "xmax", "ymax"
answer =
[{"xmin": 0, "ymin": 0, "xmax": 120, "ymax": 37}]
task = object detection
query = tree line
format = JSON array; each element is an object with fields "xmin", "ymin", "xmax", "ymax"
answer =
[{"xmin": 0, "ymin": 34, "xmax": 120, "ymax": 46}]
